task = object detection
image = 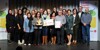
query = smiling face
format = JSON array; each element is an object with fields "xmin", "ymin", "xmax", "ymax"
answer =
[
  {"xmin": 53, "ymin": 7, "xmax": 57, "ymax": 12},
  {"xmin": 14, "ymin": 9, "xmax": 18, "ymax": 14},
  {"xmin": 52, "ymin": 13, "xmax": 56, "ymax": 19},
  {"xmin": 37, "ymin": 12, "xmax": 41, "ymax": 18},
  {"xmin": 44, "ymin": 10, "xmax": 47, "ymax": 15},
  {"xmin": 68, "ymin": 10, "xmax": 71, "ymax": 15},
  {"xmin": 18, "ymin": 9, "xmax": 22, "ymax": 14},
  {"xmin": 60, "ymin": 6, "xmax": 63, "ymax": 10},
  {"xmin": 58, "ymin": 10, "xmax": 62, "ymax": 16},
  {"xmin": 63, "ymin": 9, "xmax": 66, "ymax": 15},
  {"xmin": 8, "ymin": 10, "xmax": 12, "ymax": 14},
  {"xmin": 27, "ymin": 13, "xmax": 31, "ymax": 18},
  {"xmin": 47, "ymin": 9, "xmax": 51, "ymax": 14},
  {"xmin": 85, "ymin": 8, "xmax": 89, "ymax": 13},
  {"xmin": 31, "ymin": 10, "xmax": 35, "ymax": 15},
  {"xmin": 79, "ymin": 6, "xmax": 83, "ymax": 12},
  {"xmin": 40, "ymin": 8, "xmax": 44, "ymax": 13},
  {"xmin": 73, "ymin": 9, "xmax": 77, "ymax": 14}
]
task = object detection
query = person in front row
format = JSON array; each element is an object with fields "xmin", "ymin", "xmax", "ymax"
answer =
[
  {"xmin": 81, "ymin": 8, "xmax": 92, "ymax": 45},
  {"xmin": 6, "ymin": 9, "xmax": 14, "ymax": 43},
  {"xmin": 66, "ymin": 9, "xmax": 73, "ymax": 45},
  {"xmin": 72, "ymin": 8, "xmax": 80, "ymax": 44},
  {"xmin": 55, "ymin": 10, "xmax": 66, "ymax": 45},
  {"xmin": 42, "ymin": 10, "xmax": 50, "ymax": 45},
  {"xmin": 34, "ymin": 12, "xmax": 42, "ymax": 45},
  {"xmin": 23, "ymin": 13, "xmax": 34, "ymax": 46}
]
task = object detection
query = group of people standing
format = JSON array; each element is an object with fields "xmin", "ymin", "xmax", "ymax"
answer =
[{"xmin": 6, "ymin": 6, "xmax": 92, "ymax": 46}]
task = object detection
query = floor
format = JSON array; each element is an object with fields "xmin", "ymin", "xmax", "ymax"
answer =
[{"xmin": 0, "ymin": 40, "xmax": 99, "ymax": 50}]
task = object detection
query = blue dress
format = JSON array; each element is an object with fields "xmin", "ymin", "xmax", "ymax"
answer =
[{"xmin": 66, "ymin": 14, "xmax": 73, "ymax": 34}]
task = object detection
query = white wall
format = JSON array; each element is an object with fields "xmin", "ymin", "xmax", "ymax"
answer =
[{"xmin": 98, "ymin": 20, "xmax": 100, "ymax": 41}]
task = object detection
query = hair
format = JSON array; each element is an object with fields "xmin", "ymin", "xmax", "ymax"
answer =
[
  {"xmin": 79, "ymin": 6, "xmax": 83, "ymax": 8},
  {"xmin": 25, "ymin": 9, "xmax": 30, "ymax": 15},
  {"xmin": 67, "ymin": 9, "xmax": 71, "ymax": 12},
  {"xmin": 73, "ymin": 8, "xmax": 78, "ymax": 14},
  {"xmin": 36, "ymin": 12, "xmax": 41, "ymax": 18},
  {"xmin": 53, "ymin": 7, "xmax": 57, "ymax": 11},
  {"xmin": 27, "ymin": 12, "xmax": 33, "ymax": 20},
  {"xmin": 27, "ymin": 12, "xmax": 33, "ymax": 30},
  {"xmin": 62, "ymin": 9, "xmax": 67, "ymax": 14},
  {"xmin": 43, "ymin": 10, "xmax": 47, "ymax": 14},
  {"xmin": 63, "ymin": 9, "xmax": 66, "ymax": 12},
  {"xmin": 50, "ymin": 12, "xmax": 56, "ymax": 18},
  {"xmin": 47, "ymin": 9, "xmax": 51, "ymax": 15},
  {"xmin": 27, "ymin": 12, "xmax": 31, "ymax": 16},
  {"xmin": 18, "ymin": 9, "xmax": 22, "ymax": 14}
]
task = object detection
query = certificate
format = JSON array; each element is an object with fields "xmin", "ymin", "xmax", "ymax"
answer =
[
  {"xmin": 43, "ymin": 19, "xmax": 54, "ymax": 26},
  {"xmin": 55, "ymin": 21, "xmax": 61, "ymax": 28}
]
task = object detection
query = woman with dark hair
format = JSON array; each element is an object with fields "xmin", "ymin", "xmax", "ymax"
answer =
[
  {"xmin": 6, "ymin": 9, "xmax": 14, "ymax": 43},
  {"xmin": 50, "ymin": 12, "xmax": 56, "ymax": 45},
  {"xmin": 34, "ymin": 12, "xmax": 42, "ymax": 45},
  {"xmin": 17, "ymin": 9, "xmax": 24, "ymax": 45},
  {"xmin": 13, "ymin": 9, "xmax": 21, "ymax": 42},
  {"xmin": 66, "ymin": 9, "xmax": 73, "ymax": 45},
  {"xmin": 22, "ymin": 6, "xmax": 27, "ymax": 15},
  {"xmin": 52, "ymin": 7, "xmax": 58, "ymax": 16},
  {"xmin": 72, "ymin": 8, "xmax": 80, "ymax": 44},
  {"xmin": 23, "ymin": 13, "xmax": 34, "ymax": 46}
]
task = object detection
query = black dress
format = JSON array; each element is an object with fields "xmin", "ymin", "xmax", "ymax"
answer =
[
  {"xmin": 13, "ymin": 15, "xmax": 19, "ymax": 42},
  {"xmin": 17, "ymin": 14, "xmax": 24, "ymax": 41},
  {"xmin": 6, "ymin": 14, "xmax": 16, "ymax": 41}
]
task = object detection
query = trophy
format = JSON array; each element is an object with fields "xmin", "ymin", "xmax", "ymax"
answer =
[{"xmin": 36, "ymin": 19, "xmax": 42, "ymax": 25}]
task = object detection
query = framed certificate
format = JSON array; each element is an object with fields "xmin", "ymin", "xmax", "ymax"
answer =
[
  {"xmin": 55, "ymin": 21, "xmax": 61, "ymax": 28},
  {"xmin": 43, "ymin": 19, "xmax": 54, "ymax": 26}
]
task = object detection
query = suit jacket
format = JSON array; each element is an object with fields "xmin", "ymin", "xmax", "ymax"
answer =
[
  {"xmin": 78, "ymin": 12, "xmax": 84, "ymax": 18},
  {"xmin": 73, "ymin": 14, "xmax": 80, "ymax": 28},
  {"xmin": 78, "ymin": 12, "xmax": 84, "ymax": 26}
]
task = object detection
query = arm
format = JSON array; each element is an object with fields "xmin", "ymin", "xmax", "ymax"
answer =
[
  {"xmin": 70, "ymin": 16, "xmax": 73, "ymax": 28},
  {"xmin": 88, "ymin": 14, "xmax": 92, "ymax": 24},
  {"xmin": 81, "ymin": 14, "xmax": 86, "ymax": 26},
  {"xmin": 17, "ymin": 24, "xmax": 21, "ymax": 30},
  {"xmin": 74, "ymin": 15, "xmax": 80, "ymax": 26},
  {"xmin": 23, "ymin": 19, "xmax": 26, "ymax": 32},
  {"xmin": 81, "ymin": 14, "xmax": 85, "ymax": 24},
  {"xmin": 63, "ymin": 16, "xmax": 66, "ymax": 25},
  {"xmin": 16, "ymin": 17, "xmax": 21, "ymax": 30}
]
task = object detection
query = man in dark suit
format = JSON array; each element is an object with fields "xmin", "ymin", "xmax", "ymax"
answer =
[{"xmin": 77, "ymin": 6, "xmax": 84, "ymax": 43}]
